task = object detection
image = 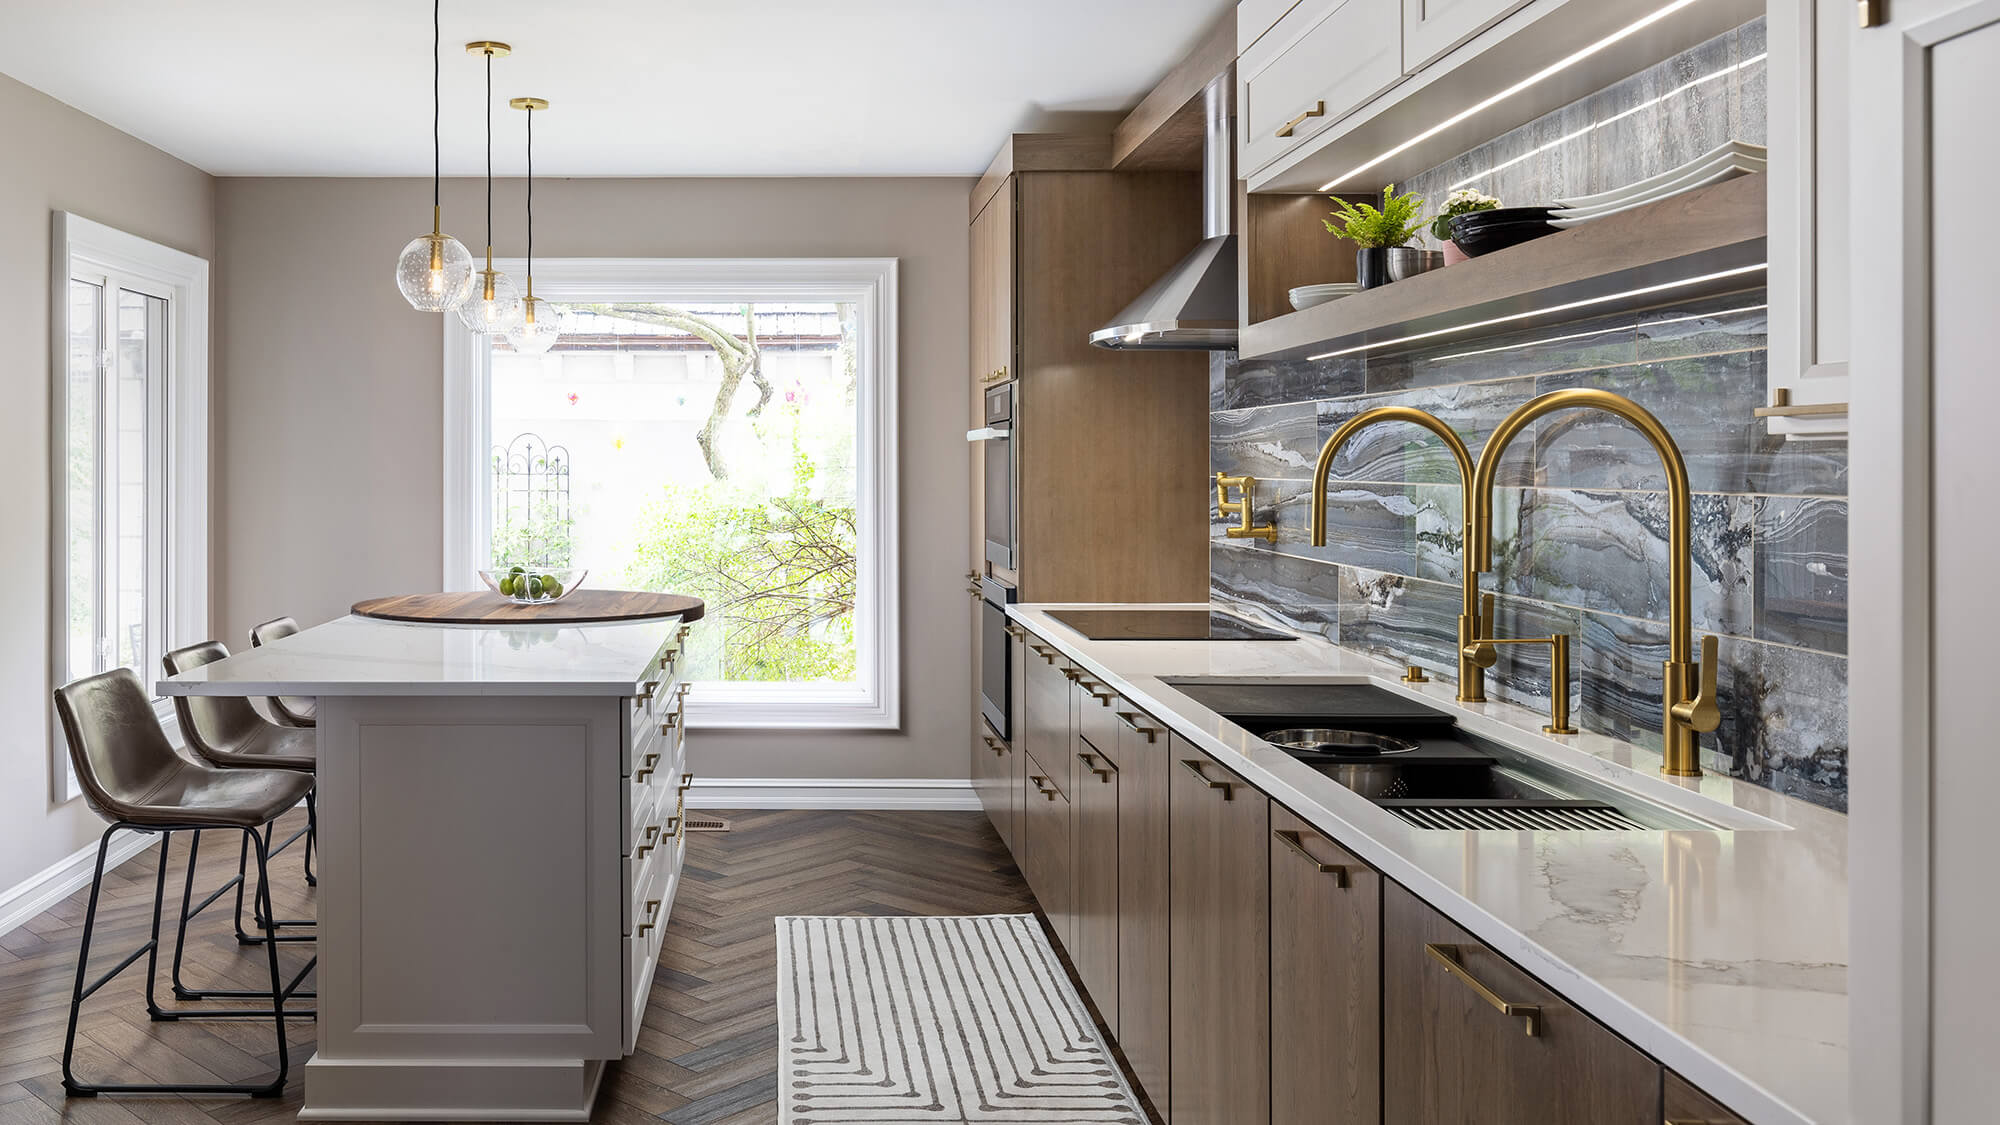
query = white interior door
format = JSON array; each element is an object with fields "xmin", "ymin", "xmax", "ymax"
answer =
[{"xmin": 1848, "ymin": 2, "xmax": 2000, "ymax": 1122}]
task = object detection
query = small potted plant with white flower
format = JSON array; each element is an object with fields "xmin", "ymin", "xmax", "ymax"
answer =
[{"xmin": 1431, "ymin": 188, "xmax": 1501, "ymax": 265}]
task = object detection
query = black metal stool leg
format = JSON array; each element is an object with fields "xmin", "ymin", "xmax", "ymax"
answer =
[
  {"xmin": 233, "ymin": 816, "xmax": 315, "ymax": 945},
  {"xmin": 63, "ymin": 823, "xmax": 302, "ymax": 1097},
  {"xmin": 169, "ymin": 829, "xmax": 317, "ymax": 1008}
]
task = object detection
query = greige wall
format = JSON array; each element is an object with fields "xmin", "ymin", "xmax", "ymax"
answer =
[
  {"xmin": 214, "ymin": 176, "xmax": 974, "ymax": 780},
  {"xmin": 0, "ymin": 73, "xmax": 215, "ymax": 892}
]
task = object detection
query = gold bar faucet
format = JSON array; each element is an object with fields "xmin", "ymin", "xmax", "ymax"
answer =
[
  {"xmin": 1215, "ymin": 473, "xmax": 1277, "ymax": 542},
  {"xmin": 1469, "ymin": 389, "xmax": 1720, "ymax": 777},
  {"xmin": 1309, "ymin": 407, "xmax": 1491, "ymax": 704}
]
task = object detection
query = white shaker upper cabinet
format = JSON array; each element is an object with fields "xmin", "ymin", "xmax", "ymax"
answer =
[
  {"xmin": 1765, "ymin": 0, "xmax": 1852, "ymax": 437},
  {"xmin": 1402, "ymin": 0, "xmax": 1533, "ymax": 71},
  {"xmin": 1239, "ymin": 0, "xmax": 1305, "ymax": 51},
  {"xmin": 1238, "ymin": 0, "xmax": 1406, "ymax": 177}
]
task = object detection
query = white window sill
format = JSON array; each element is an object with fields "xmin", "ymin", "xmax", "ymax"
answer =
[{"xmin": 686, "ymin": 683, "xmax": 898, "ymax": 731}]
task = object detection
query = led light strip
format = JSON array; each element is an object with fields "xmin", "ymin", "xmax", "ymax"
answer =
[
  {"xmin": 1421, "ymin": 302, "xmax": 1768, "ymax": 363},
  {"xmin": 1304, "ymin": 264, "xmax": 1766, "ymax": 361},
  {"xmin": 1448, "ymin": 53, "xmax": 1766, "ymax": 192},
  {"xmin": 1317, "ymin": 0, "xmax": 1707, "ymax": 191}
]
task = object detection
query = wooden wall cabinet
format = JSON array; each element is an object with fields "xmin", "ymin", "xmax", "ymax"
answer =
[
  {"xmin": 966, "ymin": 136, "xmax": 1212, "ymax": 603},
  {"xmin": 1270, "ymin": 806, "xmax": 1381, "ymax": 1125},
  {"xmin": 1765, "ymin": 0, "xmax": 1852, "ymax": 436},
  {"xmin": 1383, "ymin": 881, "xmax": 1661, "ymax": 1124},
  {"xmin": 1168, "ymin": 746, "xmax": 1271, "ymax": 1125}
]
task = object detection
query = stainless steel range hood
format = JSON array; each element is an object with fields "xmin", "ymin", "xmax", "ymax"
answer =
[{"xmin": 1090, "ymin": 74, "xmax": 1238, "ymax": 351}]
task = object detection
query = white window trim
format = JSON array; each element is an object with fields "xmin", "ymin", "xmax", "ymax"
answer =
[
  {"xmin": 49, "ymin": 213, "xmax": 210, "ymax": 802},
  {"xmin": 444, "ymin": 257, "xmax": 900, "ymax": 731}
]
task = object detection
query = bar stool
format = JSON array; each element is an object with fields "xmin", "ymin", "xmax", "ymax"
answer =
[
  {"xmin": 53, "ymin": 668, "xmax": 315, "ymax": 1098},
  {"xmin": 248, "ymin": 616, "xmax": 316, "ymax": 728},
  {"xmin": 163, "ymin": 642, "xmax": 317, "ymax": 963}
]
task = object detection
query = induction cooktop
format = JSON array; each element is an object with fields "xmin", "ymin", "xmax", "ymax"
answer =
[{"xmin": 1045, "ymin": 608, "xmax": 1296, "ymax": 642}]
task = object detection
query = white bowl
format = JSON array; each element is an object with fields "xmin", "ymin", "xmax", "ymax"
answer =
[
  {"xmin": 1549, "ymin": 162, "xmax": 1761, "ymax": 228},
  {"xmin": 1289, "ymin": 286, "xmax": 1359, "ymax": 311},
  {"xmin": 1554, "ymin": 140, "xmax": 1768, "ymax": 208},
  {"xmin": 1553, "ymin": 155, "xmax": 1765, "ymax": 219}
]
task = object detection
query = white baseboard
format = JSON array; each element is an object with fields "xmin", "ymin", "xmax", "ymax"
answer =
[
  {"xmin": 0, "ymin": 832, "xmax": 156, "ymax": 939},
  {"xmin": 685, "ymin": 777, "xmax": 980, "ymax": 811}
]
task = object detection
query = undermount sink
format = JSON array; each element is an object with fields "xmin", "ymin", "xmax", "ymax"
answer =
[{"xmin": 1161, "ymin": 678, "xmax": 1729, "ymax": 832}]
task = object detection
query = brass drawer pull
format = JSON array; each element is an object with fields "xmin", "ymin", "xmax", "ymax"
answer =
[
  {"xmin": 1076, "ymin": 751, "xmax": 1115, "ymax": 781},
  {"xmin": 1275, "ymin": 99, "xmax": 1325, "ymax": 138},
  {"xmin": 1003, "ymin": 622, "xmax": 1026, "ymax": 639},
  {"xmin": 635, "ymin": 679, "xmax": 661, "ymax": 708},
  {"xmin": 978, "ymin": 365, "xmax": 1010, "ymax": 385},
  {"xmin": 659, "ymin": 650, "xmax": 676, "ymax": 672},
  {"xmin": 679, "ymin": 772, "xmax": 695, "ymax": 792},
  {"xmin": 1117, "ymin": 711, "xmax": 1162, "ymax": 742},
  {"xmin": 1425, "ymin": 943, "xmax": 1541, "ymax": 1037},
  {"xmin": 1028, "ymin": 643, "xmax": 1057, "ymax": 664},
  {"xmin": 637, "ymin": 898, "xmax": 663, "ymax": 935},
  {"xmin": 636, "ymin": 823, "xmax": 660, "ymax": 857},
  {"xmin": 983, "ymin": 735, "xmax": 1007, "ymax": 757},
  {"xmin": 635, "ymin": 751, "xmax": 661, "ymax": 782},
  {"xmin": 1028, "ymin": 775, "xmax": 1058, "ymax": 801},
  {"xmin": 1178, "ymin": 758, "xmax": 1233, "ymax": 799},
  {"xmin": 664, "ymin": 815, "xmax": 683, "ymax": 839},
  {"xmin": 1754, "ymin": 388, "xmax": 1849, "ymax": 418},
  {"xmin": 1273, "ymin": 829, "xmax": 1348, "ymax": 886}
]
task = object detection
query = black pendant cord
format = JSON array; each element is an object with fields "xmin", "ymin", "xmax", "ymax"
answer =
[{"xmin": 431, "ymin": 0, "xmax": 440, "ymax": 210}]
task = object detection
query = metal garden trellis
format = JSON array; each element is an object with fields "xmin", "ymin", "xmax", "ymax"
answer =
[{"xmin": 491, "ymin": 432, "xmax": 573, "ymax": 567}]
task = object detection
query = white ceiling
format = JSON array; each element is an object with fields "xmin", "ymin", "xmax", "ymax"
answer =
[{"xmin": 0, "ymin": 0, "xmax": 1233, "ymax": 177}]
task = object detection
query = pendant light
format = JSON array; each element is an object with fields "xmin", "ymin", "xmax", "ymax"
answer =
[
  {"xmin": 457, "ymin": 39, "xmax": 524, "ymax": 334},
  {"xmin": 507, "ymin": 96, "xmax": 562, "ymax": 355},
  {"xmin": 394, "ymin": 0, "xmax": 475, "ymax": 311}
]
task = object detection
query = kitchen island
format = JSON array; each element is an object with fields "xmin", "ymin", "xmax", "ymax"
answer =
[
  {"xmin": 158, "ymin": 612, "xmax": 697, "ymax": 1121},
  {"xmin": 1000, "ymin": 602, "xmax": 1847, "ymax": 1125}
]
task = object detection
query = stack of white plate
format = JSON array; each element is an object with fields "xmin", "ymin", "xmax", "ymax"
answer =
[
  {"xmin": 1288, "ymin": 282, "xmax": 1362, "ymax": 311},
  {"xmin": 1549, "ymin": 140, "xmax": 1767, "ymax": 228}
]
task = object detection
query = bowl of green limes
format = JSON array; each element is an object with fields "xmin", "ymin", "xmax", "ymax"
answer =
[{"xmin": 477, "ymin": 565, "xmax": 586, "ymax": 605}]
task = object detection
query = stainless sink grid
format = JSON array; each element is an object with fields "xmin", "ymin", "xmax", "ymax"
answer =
[{"xmin": 1385, "ymin": 802, "xmax": 1651, "ymax": 831}]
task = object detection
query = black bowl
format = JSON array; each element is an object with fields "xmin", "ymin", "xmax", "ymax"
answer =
[
  {"xmin": 1450, "ymin": 206, "xmax": 1556, "ymax": 232},
  {"xmin": 1451, "ymin": 220, "xmax": 1559, "ymax": 258}
]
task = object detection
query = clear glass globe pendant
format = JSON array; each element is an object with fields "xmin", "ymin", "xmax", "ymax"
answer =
[
  {"xmin": 510, "ymin": 293, "xmax": 563, "ymax": 354},
  {"xmin": 396, "ymin": 208, "xmax": 476, "ymax": 311},
  {"xmin": 458, "ymin": 260, "xmax": 524, "ymax": 334}
]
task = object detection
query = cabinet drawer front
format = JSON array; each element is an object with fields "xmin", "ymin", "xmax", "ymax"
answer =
[
  {"xmin": 1021, "ymin": 750, "xmax": 1074, "ymax": 953},
  {"xmin": 1384, "ymin": 882, "xmax": 1660, "ymax": 1124},
  {"xmin": 1271, "ymin": 806, "xmax": 1381, "ymax": 1125},
  {"xmin": 1404, "ymin": 0, "xmax": 1533, "ymax": 72},
  {"xmin": 1076, "ymin": 675, "xmax": 1121, "ymax": 760},
  {"xmin": 1071, "ymin": 742, "xmax": 1119, "ymax": 1035},
  {"xmin": 1664, "ymin": 1072, "xmax": 1750, "ymax": 1125},
  {"xmin": 1241, "ymin": 0, "xmax": 1405, "ymax": 175}
]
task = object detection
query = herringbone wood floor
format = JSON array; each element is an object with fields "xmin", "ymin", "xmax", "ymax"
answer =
[{"xmin": 0, "ymin": 808, "xmax": 1038, "ymax": 1124}]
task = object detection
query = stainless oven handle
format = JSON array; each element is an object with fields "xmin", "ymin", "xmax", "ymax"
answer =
[{"xmin": 965, "ymin": 427, "xmax": 1011, "ymax": 442}]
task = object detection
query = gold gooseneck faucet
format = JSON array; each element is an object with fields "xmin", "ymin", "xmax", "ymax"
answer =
[
  {"xmin": 1468, "ymin": 388, "xmax": 1721, "ymax": 777},
  {"xmin": 1310, "ymin": 407, "xmax": 1491, "ymax": 704}
]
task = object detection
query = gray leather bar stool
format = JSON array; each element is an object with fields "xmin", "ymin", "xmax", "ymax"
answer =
[
  {"xmin": 54, "ymin": 668, "xmax": 315, "ymax": 1098},
  {"xmin": 248, "ymin": 616, "xmax": 316, "ymax": 728},
  {"xmin": 164, "ymin": 642, "xmax": 318, "ymax": 958}
]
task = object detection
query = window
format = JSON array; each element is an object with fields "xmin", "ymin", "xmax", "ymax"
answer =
[
  {"xmin": 446, "ymin": 259, "xmax": 898, "ymax": 729},
  {"xmin": 53, "ymin": 214, "xmax": 210, "ymax": 798}
]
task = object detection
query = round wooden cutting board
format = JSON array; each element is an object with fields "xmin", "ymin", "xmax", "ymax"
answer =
[{"xmin": 352, "ymin": 589, "xmax": 706, "ymax": 625}]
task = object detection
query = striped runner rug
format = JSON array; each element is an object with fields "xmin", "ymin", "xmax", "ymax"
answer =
[{"xmin": 776, "ymin": 914, "xmax": 1144, "ymax": 1124}]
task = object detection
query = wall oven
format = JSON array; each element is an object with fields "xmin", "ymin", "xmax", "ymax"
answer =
[
  {"xmin": 979, "ymin": 574, "xmax": 1017, "ymax": 738},
  {"xmin": 969, "ymin": 381, "xmax": 1015, "ymax": 570}
]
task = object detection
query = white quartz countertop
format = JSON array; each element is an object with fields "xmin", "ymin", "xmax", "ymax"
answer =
[
  {"xmin": 156, "ymin": 614, "xmax": 679, "ymax": 697},
  {"xmin": 1010, "ymin": 602, "xmax": 1848, "ymax": 1125}
]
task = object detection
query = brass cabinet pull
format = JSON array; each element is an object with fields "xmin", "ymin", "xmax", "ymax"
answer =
[
  {"xmin": 1076, "ymin": 751, "xmax": 1115, "ymax": 781},
  {"xmin": 978, "ymin": 365, "xmax": 1010, "ymax": 385},
  {"xmin": 635, "ymin": 751, "xmax": 661, "ymax": 782},
  {"xmin": 1273, "ymin": 829, "xmax": 1348, "ymax": 886},
  {"xmin": 679, "ymin": 772, "xmax": 695, "ymax": 792},
  {"xmin": 983, "ymin": 735, "xmax": 1007, "ymax": 757},
  {"xmin": 1755, "ymin": 388, "xmax": 1849, "ymax": 417},
  {"xmin": 1275, "ymin": 99, "xmax": 1325, "ymax": 138},
  {"xmin": 637, "ymin": 898, "xmax": 663, "ymax": 935},
  {"xmin": 636, "ymin": 824, "xmax": 660, "ymax": 857},
  {"xmin": 1027, "ymin": 643, "xmax": 1057, "ymax": 664},
  {"xmin": 664, "ymin": 815, "xmax": 682, "ymax": 839},
  {"xmin": 1117, "ymin": 711, "xmax": 1162, "ymax": 742},
  {"xmin": 1028, "ymin": 775, "xmax": 1057, "ymax": 801},
  {"xmin": 1425, "ymin": 943, "xmax": 1542, "ymax": 1037},
  {"xmin": 1060, "ymin": 667, "xmax": 1083, "ymax": 682},
  {"xmin": 1003, "ymin": 622, "xmax": 1026, "ymax": 639},
  {"xmin": 635, "ymin": 679, "xmax": 661, "ymax": 708},
  {"xmin": 1178, "ymin": 758, "xmax": 1233, "ymax": 799}
]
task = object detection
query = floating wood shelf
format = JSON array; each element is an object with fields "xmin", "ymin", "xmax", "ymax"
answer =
[{"xmin": 1238, "ymin": 172, "xmax": 1768, "ymax": 364}]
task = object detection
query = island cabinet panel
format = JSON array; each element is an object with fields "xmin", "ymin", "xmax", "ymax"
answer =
[
  {"xmin": 1021, "ymin": 744, "xmax": 1075, "ymax": 954},
  {"xmin": 1270, "ymin": 806, "xmax": 1381, "ymax": 1125},
  {"xmin": 1664, "ymin": 1071, "xmax": 1751, "ymax": 1125},
  {"xmin": 1384, "ymin": 881, "xmax": 1661, "ymax": 1125},
  {"xmin": 1168, "ymin": 747, "xmax": 1271, "ymax": 1125},
  {"xmin": 1071, "ymin": 729, "xmax": 1120, "ymax": 1034},
  {"xmin": 1115, "ymin": 714, "xmax": 1175, "ymax": 1118}
]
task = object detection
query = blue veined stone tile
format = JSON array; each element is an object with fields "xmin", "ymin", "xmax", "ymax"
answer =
[
  {"xmin": 1364, "ymin": 309, "xmax": 1640, "ymax": 394},
  {"xmin": 1223, "ymin": 353, "xmax": 1364, "ymax": 410},
  {"xmin": 1730, "ymin": 19, "xmax": 1770, "ymax": 147},
  {"xmin": 1335, "ymin": 568, "xmax": 1463, "ymax": 675},
  {"xmin": 1753, "ymin": 496, "xmax": 1848, "ymax": 654},
  {"xmin": 1209, "ymin": 351, "xmax": 1231, "ymax": 412},
  {"xmin": 1412, "ymin": 483, "xmax": 1469, "ymax": 586},
  {"xmin": 1584, "ymin": 28, "xmax": 1740, "ymax": 195},
  {"xmin": 1314, "ymin": 377, "xmax": 1539, "ymax": 486},
  {"xmin": 1474, "ymin": 595, "xmax": 1586, "ymax": 718},
  {"xmin": 1285, "ymin": 484, "xmax": 1434, "ymax": 578},
  {"xmin": 1721, "ymin": 637, "xmax": 1848, "ymax": 811},
  {"xmin": 1209, "ymin": 542, "xmax": 1340, "ymax": 643},
  {"xmin": 1489, "ymin": 488, "xmax": 1755, "ymax": 635},
  {"xmin": 1534, "ymin": 351, "xmax": 1844, "ymax": 496},
  {"xmin": 1635, "ymin": 294, "xmax": 1770, "ymax": 358},
  {"xmin": 1212, "ymin": 401, "xmax": 1321, "ymax": 480},
  {"xmin": 1571, "ymin": 612, "xmax": 1847, "ymax": 812}
]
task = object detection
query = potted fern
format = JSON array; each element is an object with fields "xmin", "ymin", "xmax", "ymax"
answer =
[{"xmin": 1323, "ymin": 184, "xmax": 1427, "ymax": 289}]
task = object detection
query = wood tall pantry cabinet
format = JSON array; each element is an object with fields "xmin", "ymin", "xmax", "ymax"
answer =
[{"xmin": 989, "ymin": 622, "xmax": 1765, "ymax": 1125}]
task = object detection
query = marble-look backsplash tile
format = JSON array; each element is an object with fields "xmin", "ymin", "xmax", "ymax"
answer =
[{"xmin": 1209, "ymin": 19, "xmax": 1848, "ymax": 813}]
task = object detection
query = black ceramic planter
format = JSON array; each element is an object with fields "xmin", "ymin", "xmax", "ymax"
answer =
[{"xmin": 1355, "ymin": 247, "xmax": 1390, "ymax": 290}]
